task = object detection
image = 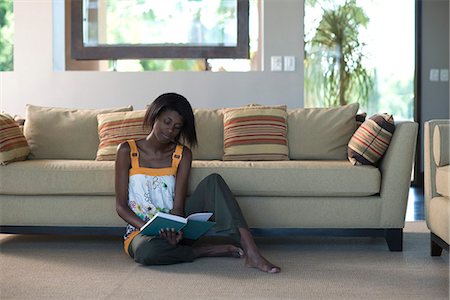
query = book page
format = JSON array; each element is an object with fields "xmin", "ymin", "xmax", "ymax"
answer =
[
  {"xmin": 186, "ymin": 212, "xmax": 213, "ymax": 222},
  {"xmin": 154, "ymin": 212, "xmax": 187, "ymax": 224}
]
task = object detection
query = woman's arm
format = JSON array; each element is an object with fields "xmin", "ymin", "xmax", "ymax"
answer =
[
  {"xmin": 171, "ymin": 146, "xmax": 193, "ymax": 217},
  {"xmin": 115, "ymin": 142, "xmax": 146, "ymax": 229}
]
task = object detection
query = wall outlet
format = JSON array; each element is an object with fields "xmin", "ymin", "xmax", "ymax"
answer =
[
  {"xmin": 429, "ymin": 69, "xmax": 440, "ymax": 82},
  {"xmin": 440, "ymin": 69, "xmax": 449, "ymax": 82},
  {"xmin": 284, "ymin": 56, "xmax": 296, "ymax": 71},
  {"xmin": 271, "ymin": 56, "xmax": 283, "ymax": 71}
]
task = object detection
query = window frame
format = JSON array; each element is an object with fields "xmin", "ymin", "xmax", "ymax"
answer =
[{"xmin": 70, "ymin": 0, "xmax": 250, "ymax": 60}]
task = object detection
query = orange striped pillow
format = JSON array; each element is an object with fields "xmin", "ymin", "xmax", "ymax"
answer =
[
  {"xmin": 222, "ymin": 105, "xmax": 288, "ymax": 161},
  {"xmin": 347, "ymin": 114, "xmax": 395, "ymax": 165},
  {"xmin": 0, "ymin": 113, "xmax": 30, "ymax": 165},
  {"xmin": 96, "ymin": 110, "xmax": 149, "ymax": 161}
]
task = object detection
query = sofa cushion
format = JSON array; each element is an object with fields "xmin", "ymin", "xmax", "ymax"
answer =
[
  {"xmin": 436, "ymin": 165, "xmax": 449, "ymax": 197},
  {"xmin": 0, "ymin": 160, "xmax": 115, "ymax": 195},
  {"xmin": 347, "ymin": 114, "xmax": 395, "ymax": 165},
  {"xmin": 222, "ymin": 105, "xmax": 288, "ymax": 161},
  {"xmin": 189, "ymin": 160, "xmax": 380, "ymax": 197},
  {"xmin": 433, "ymin": 124, "xmax": 449, "ymax": 167},
  {"xmin": 24, "ymin": 104, "xmax": 133, "ymax": 160},
  {"xmin": 0, "ymin": 159, "xmax": 380, "ymax": 197},
  {"xmin": 288, "ymin": 103, "xmax": 359, "ymax": 160},
  {"xmin": 96, "ymin": 110, "xmax": 148, "ymax": 161},
  {"xmin": 0, "ymin": 113, "xmax": 30, "ymax": 165},
  {"xmin": 191, "ymin": 109, "xmax": 224, "ymax": 160}
]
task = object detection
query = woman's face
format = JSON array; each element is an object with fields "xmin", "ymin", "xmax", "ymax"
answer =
[{"xmin": 152, "ymin": 109, "xmax": 184, "ymax": 143}]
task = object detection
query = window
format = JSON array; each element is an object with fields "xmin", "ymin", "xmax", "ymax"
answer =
[
  {"xmin": 71, "ymin": 0, "xmax": 249, "ymax": 61},
  {"xmin": 0, "ymin": 0, "xmax": 13, "ymax": 71},
  {"xmin": 304, "ymin": 0, "xmax": 415, "ymax": 121}
]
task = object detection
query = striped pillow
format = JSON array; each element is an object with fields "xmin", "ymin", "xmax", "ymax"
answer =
[
  {"xmin": 347, "ymin": 114, "xmax": 395, "ymax": 166},
  {"xmin": 0, "ymin": 113, "xmax": 30, "ymax": 165},
  {"xmin": 222, "ymin": 105, "xmax": 288, "ymax": 161},
  {"xmin": 96, "ymin": 110, "xmax": 149, "ymax": 161}
]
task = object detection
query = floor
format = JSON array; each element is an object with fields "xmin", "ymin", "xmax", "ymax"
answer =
[
  {"xmin": 406, "ymin": 186, "xmax": 425, "ymax": 222},
  {"xmin": 1, "ymin": 222, "xmax": 447, "ymax": 300}
]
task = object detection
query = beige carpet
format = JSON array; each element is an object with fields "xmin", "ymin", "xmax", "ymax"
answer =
[{"xmin": 0, "ymin": 221, "xmax": 448, "ymax": 300}]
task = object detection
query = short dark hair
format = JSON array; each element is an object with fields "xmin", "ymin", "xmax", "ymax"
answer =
[{"xmin": 144, "ymin": 93, "xmax": 197, "ymax": 147}]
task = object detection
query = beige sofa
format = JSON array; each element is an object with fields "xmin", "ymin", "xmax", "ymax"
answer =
[
  {"xmin": 0, "ymin": 104, "xmax": 418, "ymax": 251},
  {"xmin": 424, "ymin": 120, "xmax": 449, "ymax": 256}
]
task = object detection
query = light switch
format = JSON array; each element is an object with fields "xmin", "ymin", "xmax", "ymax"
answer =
[
  {"xmin": 440, "ymin": 69, "xmax": 449, "ymax": 82},
  {"xmin": 271, "ymin": 56, "xmax": 283, "ymax": 71},
  {"xmin": 284, "ymin": 56, "xmax": 296, "ymax": 71},
  {"xmin": 430, "ymin": 69, "xmax": 440, "ymax": 82}
]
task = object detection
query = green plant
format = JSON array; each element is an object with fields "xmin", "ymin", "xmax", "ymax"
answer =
[{"xmin": 305, "ymin": 0, "xmax": 374, "ymax": 107}]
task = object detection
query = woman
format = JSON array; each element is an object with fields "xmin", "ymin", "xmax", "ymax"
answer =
[{"xmin": 115, "ymin": 93, "xmax": 280, "ymax": 273}]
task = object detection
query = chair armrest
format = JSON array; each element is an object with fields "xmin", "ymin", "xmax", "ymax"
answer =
[{"xmin": 424, "ymin": 119, "xmax": 450, "ymax": 221}]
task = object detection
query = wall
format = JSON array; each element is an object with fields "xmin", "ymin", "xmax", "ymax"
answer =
[
  {"xmin": 0, "ymin": 0, "xmax": 304, "ymax": 116},
  {"xmin": 421, "ymin": 0, "xmax": 449, "ymax": 122},
  {"xmin": 0, "ymin": 1, "xmax": 448, "ymax": 130},
  {"xmin": 420, "ymin": 0, "xmax": 449, "ymax": 172}
]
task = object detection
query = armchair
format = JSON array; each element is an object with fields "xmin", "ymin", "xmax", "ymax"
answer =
[{"xmin": 424, "ymin": 120, "xmax": 450, "ymax": 256}]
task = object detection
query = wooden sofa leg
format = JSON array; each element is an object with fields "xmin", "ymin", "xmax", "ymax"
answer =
[
  {"xmin": 385, "ymin": 229, "xmax": 403, "ymax": 251},
  {"xmin": 431, "ymin": 239, "xmax": 443, "ymax": 256},
  {"xmin": 431, "ymin": 233, "xmax": 447, "ymax": 256}
]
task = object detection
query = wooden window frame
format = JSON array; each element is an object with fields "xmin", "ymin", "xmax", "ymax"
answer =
[{"xmin": 70, "ymin": 0, "xmax": 249, "ymax": 60}]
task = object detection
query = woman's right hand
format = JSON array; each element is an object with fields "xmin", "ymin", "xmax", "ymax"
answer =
[{"xmin": 159, "ymin": 228, "xmax": 183, "ymax": 245}]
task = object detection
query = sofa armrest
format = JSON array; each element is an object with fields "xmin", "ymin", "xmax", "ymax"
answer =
[
  {"xmin": 424, "ymin": 119, "xmax": 450, "ymax": 221},
  {"xmin": 378, "ymin": 121, "xmax": 418, "ymax": 227}
]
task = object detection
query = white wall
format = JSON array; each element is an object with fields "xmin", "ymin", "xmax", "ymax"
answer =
[
  {"xmin": 0, "ymin": 0, "xmax": 304, "ymax": 116},
  {"xmin": 419, "ymin": 0, "xmax": 449, "ymax": 173},
  {"xmin": 421, "ymin": 0, "xmax": 450, "ymax": 123}
]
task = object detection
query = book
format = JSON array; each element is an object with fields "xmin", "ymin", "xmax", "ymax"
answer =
[{"xmin": 140, "ymin": 212, "xmax": 216, "ymax": 240}]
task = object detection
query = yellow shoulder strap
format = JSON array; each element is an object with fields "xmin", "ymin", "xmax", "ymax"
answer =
[
  {"xmin": 171, "ymin": 144, "xmax": 184, "ymax": 170},
  {"xmin": 127, "ymin": 140, "xmax": 139, "ymax": 169}
]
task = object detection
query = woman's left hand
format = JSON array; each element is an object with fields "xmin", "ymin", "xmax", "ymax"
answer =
[{"xmin": 159, "ymin": 228, "xmax": 183, "ymax": 245}]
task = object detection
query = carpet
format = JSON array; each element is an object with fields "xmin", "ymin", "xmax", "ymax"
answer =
[{"xmin": 0, "ymin": 221, "xmax": 448, "ymax": 299}]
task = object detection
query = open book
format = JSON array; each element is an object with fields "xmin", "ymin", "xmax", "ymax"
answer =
[{"xmin": 140, "ymin": 212, "xmax": 216, "ymax": 240}]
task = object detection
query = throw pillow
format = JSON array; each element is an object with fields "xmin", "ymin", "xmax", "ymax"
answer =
[
  {"xmin": 356, "ymin": 112, "xmax": 367, "ymax": 127},
  {"xmin": 23, "ymin": 104, "xmax": 133, "ymax": 160},
  {"xmin": 347, "ymin": 113, "xmax": 395, "ymax": 166},
  {"xmin": 190, "ymin": 109, "xmax": 224, "ymax": 160},
  {"xmin": 96, "ymin": 110, "xmax": 149, "ymax": 161},
  {"xmin": 0, "ymin": 113, "xmax": 30, "ymax": 165},
  {"xmin": 287, "ymin": 103, "xmax": 359, "ymax": 160},
  {"xmin": 222, "ymin": 105, "xmax": 288, "ymax": 161}
]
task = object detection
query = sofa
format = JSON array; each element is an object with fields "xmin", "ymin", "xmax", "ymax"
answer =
[
  {"xmin": 0, "ymin": 103, "xmax": 418, "ymax": 251},
  {"xmin": 424, "ymin": 120, "xmax": 449, "ymax": 256}
]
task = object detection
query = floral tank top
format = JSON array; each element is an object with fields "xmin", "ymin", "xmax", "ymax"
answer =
[{"xmin": 123, "ymin": 140, "xmax": 183, "ymax": 254}]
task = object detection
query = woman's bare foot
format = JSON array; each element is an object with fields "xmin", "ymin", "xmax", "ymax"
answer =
[
  {"xmin": 244, "ymin": 251, "xmax": 281, "ymax": 273},
  {"xmin": 238, "ymin": 228, "xmax": 281, "ymax": 273},
  {"xmin": 193, "ymin": 244, "xmax": 244, "ymax": 259}
]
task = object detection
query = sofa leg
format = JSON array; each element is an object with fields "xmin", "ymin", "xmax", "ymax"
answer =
[
  {"xmin": 431, "ymin": 233, "xmax": 448, "ymax": 256},
  {"xmin": 385, "ymin": 229, "xmax": 403, "ymax": 251},
  {"xmin": 431, "ymin": 239, "xmax": 443, "ymax": 256}
]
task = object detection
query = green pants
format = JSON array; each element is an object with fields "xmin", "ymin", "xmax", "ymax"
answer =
[{"xmin": 128, "ymin": 173, "xmax": 249, "ymax": 265}]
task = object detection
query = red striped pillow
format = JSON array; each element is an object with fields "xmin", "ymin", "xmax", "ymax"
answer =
[
  {"xmin": 0, "ymin": 113, "xmax": 30, "ymax": 165},
  {"xmin": 96, "ymin": 110, "xmax": 149, "ymax": 161},
  {"xmin": 222, "ymin": 105, "xmax": 288, "ymax": 161},
  {"xmin": 347, "ymin": 114, "xmax": 395, "ymax": 165}
]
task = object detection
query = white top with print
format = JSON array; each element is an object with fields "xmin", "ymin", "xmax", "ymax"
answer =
[{"xmin": 123, "ymin": 140, "xmax": 183, "ymax": 241}]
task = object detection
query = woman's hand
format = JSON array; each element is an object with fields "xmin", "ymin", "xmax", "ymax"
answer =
[{"xmin": 159, "ymin": 228, "xmax": 183, "ymax": 245}]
